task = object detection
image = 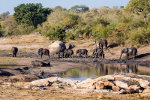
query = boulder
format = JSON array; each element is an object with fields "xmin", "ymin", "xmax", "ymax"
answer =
[
  {"xmin": 114, "ymin": 81, "xmax": 128, "ymax": 89},
  {"xmin": 143, "ymin": 88, "xmax": 150, "ymax": 93},
  {"xmin": 131, "ymin": 78, "xmax": 150, "ymax": 88},
  {"xmin": 48, "ymin": 41, "xmax": 66, "ymax": 54},
  {"xmin": 103, "ymin": 81, "xmax": 114, "ymax": 87},
  {"xmin": 31, "ymin": 60, "xmax": 50, "ymax": 67},
  {"xmin": 128, "ymin": 85, "xmax": 140, "ymax": 90},
  {"xmin": 114, "ymin": 75, "xmax": 130, "ymax": 81},
  {"xmin": 94, "ymin": 81, "xmax": 104, "ymax": 89},
  {"xmin": 0, "ymin": 70, "xmax": 13, "ymax": 76},
  {"xmin": 31, "ymin": 78, "xmax": 52, "ymax": 87},
  {"xmin": 76, "ymin": 78, "xmax": 95, "ymax": 89},
  {"xmin": 112, "ymin": 86, "xmax": 120, "ymax": 91},
  {"xmin": 120, "ymin": 89, "xmax": 139, "ymax": 94}
]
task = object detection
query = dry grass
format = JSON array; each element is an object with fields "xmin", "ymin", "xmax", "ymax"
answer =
[
  {"xmin": 0, "ymin": 57, "xmax": 18, "ymax": 66},
  {"xmin": 0, "ymin": 57, "xmax": 34, "ymax": 67},
  {"xmin": 0, "ymin": 34, "xmax": 51, "ymax": 46}
]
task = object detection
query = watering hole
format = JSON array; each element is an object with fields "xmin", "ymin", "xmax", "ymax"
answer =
[{"xmin": 59, "ymin": 63, "xmax": 150, "ymax": 81}]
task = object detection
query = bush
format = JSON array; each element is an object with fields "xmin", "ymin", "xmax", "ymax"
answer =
[
  {"xmin": 92, "ymin": 24, "xmax": 115, "ymax": 40},
  {"xmin": 43, "ymin": 25, "xmax": 66, "ymax": 41},
  {"xmin": 111, "ymin": 24, "xmax": 130, "ymax": 45},
  {"xmin": 129, "ymin": 27, "xmax": 150, "ymax": 45},
  {"xmin": 14, "ymin": 24, "xmax": 34, "ymax": 35}
]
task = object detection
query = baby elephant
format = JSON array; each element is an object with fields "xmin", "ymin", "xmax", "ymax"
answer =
[
  {"xmin": 12, "ymin": 47, "xmax": 18, "ymax": 57},
  {"xmin": 93, "ymin": 48, "xmax": 105, "ymax": 59},
  {"xmin": 120, "ymin": 47, "xmax": 137, "ymax": 60},
  {"xmin": 64, "ymin": 49, "xmax": 74, "ymax": 58},
  {"xmin": 76, "ymin": 49, "xmax": 88, "ymax": 58},
  {"xmin": 38, "ymin": 48, "xmax": 50, "ymax": 59}
]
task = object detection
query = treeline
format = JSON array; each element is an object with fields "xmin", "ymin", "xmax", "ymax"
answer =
[{"xmin": 1, "ymin": 0, "xmax": 150, "ymax": 46}]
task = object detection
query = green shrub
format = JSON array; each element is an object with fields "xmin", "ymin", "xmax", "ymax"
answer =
[
  {"xmin": 43, "ymin": 25, "xmax": 66, "ymax": 41},
  {"xmin": 92, "ymin": 24, "xmax": 115, "ymax": 40},
  {"xmin": 14, "ymin": 24, "xmax": 34, "ymax": 35},
  {"xmin": 111, "ymin": 24, "xmax": 130, "ymax": 45},
  {"xmin": 129, "ymin": 27, "xmax": 150, "ymax": 45}
]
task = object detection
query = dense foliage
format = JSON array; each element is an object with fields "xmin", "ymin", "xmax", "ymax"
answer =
[
  {"xmin": 14, "ymin": 3, "xmax": 51, "ymax": 27},
  {"xmin": 1, "ymin": 1, "xmax": 150, "ymax": 46}
]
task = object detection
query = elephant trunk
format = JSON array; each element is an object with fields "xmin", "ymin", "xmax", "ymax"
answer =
[{"xmin": 120, "ymin": 53, "xmax": 122, "ymax": 60}]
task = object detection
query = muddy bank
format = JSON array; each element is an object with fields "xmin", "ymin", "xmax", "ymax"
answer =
[{"xmin": 51, "ymin": 57, "xmax": 150, "ymax": 66}]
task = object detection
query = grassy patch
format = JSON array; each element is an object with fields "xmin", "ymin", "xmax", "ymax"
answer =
[
  {"xmin": 0, "ymin": 50, "xmax": 10, "ymax": 53},
  {"xmin": 0, "ymin": 57, "xmax": 18, "ymax": 67}
]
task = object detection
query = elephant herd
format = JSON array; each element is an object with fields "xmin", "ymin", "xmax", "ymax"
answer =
[{"xmin": 11, "ymin": 39, "xmax": 138, "ymax": 60}]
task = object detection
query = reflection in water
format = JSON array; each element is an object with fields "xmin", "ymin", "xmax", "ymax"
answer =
[
  {"xmin": 125, "ymin": 64, "xmax": 138, "ymax": 73},
  {"xmin": 60, "ymin": 63, "xmax": 150, "ymax": 81}
]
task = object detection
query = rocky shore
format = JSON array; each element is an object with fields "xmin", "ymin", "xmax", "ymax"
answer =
[{"xmin": 1, "ymin": 73, "xmax": 150, "ymax": 95}]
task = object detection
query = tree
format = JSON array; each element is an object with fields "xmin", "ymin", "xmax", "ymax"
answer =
[
  {"xmin": 14, "ymin": 3, "xmax": 51, "ymax": 27},
  {"xmin": 70, "ymin": 5, "xmax": 89, "ymax": 12},
  {"xmin": 53, "ymin": 6, "xmax": 66, "ymax": 11},
  {"xmin": 125, "ymin": 0, "xmax": 150, "ymax": 24},
  {"xmin": 0, "ymin": 11, "xmax": 10, "ymax": 20}
]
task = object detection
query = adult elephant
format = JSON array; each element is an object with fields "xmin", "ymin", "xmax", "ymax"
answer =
[
  {"xmin": 38, "ymin": 48, "xmax": 50, "ymax": 59},
  {"xmin": 99, "ymin": 39, "xmax": 108, "ymax": 50},
  {"xmin": 120, "ymin": 47, "xmax": 137, "ymax": 60},
  {"xmin": 76, "ymin": 49, "xmax": 88, "ymax": 58},
  {"xmin": 12, "ymin": 47, "xmax": 18, "ymax": 57},
  {"xmin": 93, "ymin": 48, "xmax": 105, "ymax": 59}
]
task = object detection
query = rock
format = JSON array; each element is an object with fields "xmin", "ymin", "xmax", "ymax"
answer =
[
  {"xmin": 94, "ymin": 81, "xmax": 104, "ymax": 89},
  {"xmin": 103, "ymin": 81, "xmax": 114, "ymax": 87},
  {"xmin": 32, "ymin": 86, "xmax": 46, "ymax": 90},
  {"xmin": 128, "ymin": 85, "xmax": 140, "ymax": 90},
  {"xmin": 132, "ymin": 78, "xmax": 149, "ymax": 88},
  {"xmin": 120, "ymin": 89, "xmax": 139, "ymax": 94},
  {"xmin": 77, "ymin": 78, "xmax": 95, "ymax": 89},
  {"xmin": 114, "ymin": 75, "xmax": 131, "ymax": 81},
  {"xmin": 48, "ymin": 41, "xmax": 66, "ymax": 55},
  {"xmin": 143, "ymin": 88, "xmax": 150, "ymax": 93},
  {"xmin": 112, "ymin": 86, "xmax": 120, "ymax": 91},
  {"xmin": 0, "ymin": 70, "xmax": 13, "ymax": 76},
  {"xmin": 114, "ymin": 81, "xmax": 128, "ymax": 89},
  {"xmin": 101, "ymin": 75, "xmax": 114, "ymax": 81},
  {"xmin": 31, "ymin": 79, "xmax": 53, "ymax": 87},
  {"xmin": 31, "ymin": 60, "xmax": 51, "ymax": 67}
]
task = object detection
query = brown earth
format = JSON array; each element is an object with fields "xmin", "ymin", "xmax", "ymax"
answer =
[{"xmin": 0, "ymin": 34, "xmax": 150, "ymax": 99}]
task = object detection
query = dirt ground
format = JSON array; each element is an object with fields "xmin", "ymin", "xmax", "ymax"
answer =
[{"xmin": 1, "ymin": 34, "xmax": 150, "ymax": 99}]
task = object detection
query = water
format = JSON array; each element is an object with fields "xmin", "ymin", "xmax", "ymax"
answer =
[{"xmin": 60, "ymin": 63, "xmax": 150, "ymax": 81}]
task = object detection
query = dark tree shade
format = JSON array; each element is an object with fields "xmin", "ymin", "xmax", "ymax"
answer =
[{"xmin": 14, "ymin": 3, "xmax": 51, "ymax": 27}]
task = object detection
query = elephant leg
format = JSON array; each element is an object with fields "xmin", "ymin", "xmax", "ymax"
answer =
[
  {"xmin": 41, "ymin": 54, "xmax": 43, "ymax": 59},
  {"xmin": 48, "ymin": 54, "xmax": 50, "ymax": 59},
  {"xmin": 119, "ymin": 53, "xmax": 123, "ymax": 60},
  {"xmin": 126, "ymin": 53, "xmax": 129, "ymax": 60}
]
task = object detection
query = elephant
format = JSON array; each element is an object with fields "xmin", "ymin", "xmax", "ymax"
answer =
[
  {"xmin": 58, "ymin": 51, "xmax": 64, "ymax": 58},
  {"xmin": 64, "ymin": 49, "xmax": 74, "ymax": 58},
  {"xmin": 38, "ymin": 48, "xmax": 50, "ymax": 59},
  {"xmin": 68, "ymin": 44, "xmax": 75, "ymax": 49},
  {"xmin": 93, "ymin": 48, "xmax": 105, "ymax": 59},
  {"xmin": 12, "ymin": 47, "xmax": 18, "ymax": 57},
  {"xmin": 99, "ymin": 39, "xmax": 108, "ymax": 50},
  {"xmin": 120, "ymin": 47, "xmax": 137, "ymax": 60},
  {"xmin": 76, "ymin": 49, "xmax": 88, "ymax": 58}
]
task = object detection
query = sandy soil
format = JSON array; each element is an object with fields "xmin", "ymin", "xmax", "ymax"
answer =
[{"xmin": 1, "ymin": 34, "xmax": 150, "ymax": 99}]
